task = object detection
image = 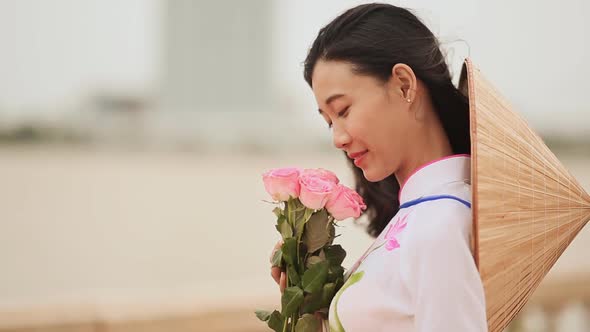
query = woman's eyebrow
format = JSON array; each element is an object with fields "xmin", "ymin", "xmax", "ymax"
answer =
[{"xmin": 325, "ymin": 93, "xmax": 345, "ymax": 105}]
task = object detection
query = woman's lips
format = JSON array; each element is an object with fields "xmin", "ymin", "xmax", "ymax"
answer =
[
  {"xmin": 353, "ymin": 151, "xmax": 368, "ymax": 167},
  {"xmin": 348, "ymin": 150, "xmax": 368, "ymax": 159}
]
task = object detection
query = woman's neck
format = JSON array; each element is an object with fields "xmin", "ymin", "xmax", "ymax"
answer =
[{"xmin": 395, "ymin": 106, "xmax": 454, "ymax": 187}]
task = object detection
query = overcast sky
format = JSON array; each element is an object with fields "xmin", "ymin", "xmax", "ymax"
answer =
[{"xmin": 0, "ymin": 0, "xmax": 588, "ymax": 135}]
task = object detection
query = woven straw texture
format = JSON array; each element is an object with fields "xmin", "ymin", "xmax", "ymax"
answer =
[{"xmin": 459, "ymin": 58, "xmax": 590, "ymax": 332}]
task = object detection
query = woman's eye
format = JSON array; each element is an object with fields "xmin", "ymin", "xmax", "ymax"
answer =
[
  {"xmin": 338, "ymin": 107, "xmax": 349, "ymax": 117},
  {"xmin": 327, "ymin": 107, "xmax": 348, "ymax": 129}
]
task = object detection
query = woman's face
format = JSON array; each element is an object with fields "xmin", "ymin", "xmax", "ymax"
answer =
[{"xmin": 311, "ymin": 60, "xmax": 415, "ymax": 182}]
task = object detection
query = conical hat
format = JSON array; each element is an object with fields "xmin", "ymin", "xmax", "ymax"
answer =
[{"xmin": 458, "ymin": 58, "xmax": 590, "ymax": 332}]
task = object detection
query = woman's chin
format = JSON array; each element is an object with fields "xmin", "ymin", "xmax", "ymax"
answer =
[
  {"xmin": 363, "ymin": 164, "xmax": 395, "ymax": 182},
  {"xmin": 362, "ymin": 168, "xmax": 383, "ymax": 183}
]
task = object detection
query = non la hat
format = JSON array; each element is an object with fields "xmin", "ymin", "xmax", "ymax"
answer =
[{"xmin": 458, "ymin": 58, "xmax": 590, "ymax": 332}]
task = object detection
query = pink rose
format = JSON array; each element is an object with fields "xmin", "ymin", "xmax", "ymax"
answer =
[
  {"xmin": 299, "ymin": 168, "xmax": 339, "ymax": 185},
  {"xmin": 325, "ymin": 184, "xmax": 367, "ymax": 220},
  {"xmin": 298, "ymin": 169, "xmax": 338, "ymax": 210},
  {"xmin": 262, "ymin": 167, "xmax": 301, "ymax": 201}
]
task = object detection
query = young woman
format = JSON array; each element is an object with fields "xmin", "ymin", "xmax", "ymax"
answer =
[{"xmin": 271, "ymin": 3, "xmax": 487, "ymax": 331}]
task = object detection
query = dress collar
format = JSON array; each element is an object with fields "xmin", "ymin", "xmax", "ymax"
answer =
[{"xmin": 398, "ymin": 154, "xmax": 471, "ymax": 205}]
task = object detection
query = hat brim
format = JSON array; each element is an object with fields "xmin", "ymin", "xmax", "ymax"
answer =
[{"xmin": 459, "ymin": 58, "xmax": 590, "ymax": 332}]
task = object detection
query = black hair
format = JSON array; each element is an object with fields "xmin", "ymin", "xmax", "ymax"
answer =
[{"xmin": 303, "ymin": 3, "xmax": 470, "ymax": 237}]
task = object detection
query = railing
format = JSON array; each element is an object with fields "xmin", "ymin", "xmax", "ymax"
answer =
[{"xmin": 506, "ymin": 273, "xmax": 590, "ymax": 332}]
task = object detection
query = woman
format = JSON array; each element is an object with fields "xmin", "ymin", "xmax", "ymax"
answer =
[{"xmin": 271, "ymin": 3, "xmax": 487, "ymax": 331}]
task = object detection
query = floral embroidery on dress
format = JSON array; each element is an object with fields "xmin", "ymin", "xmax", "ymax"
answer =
[
  {"xmin": 328, "ymin": 213, "xmax": 411, "ymax": 331},
  {"xmin": 384, "ymin": 213, "xmax": 409, "ymax": 251}
]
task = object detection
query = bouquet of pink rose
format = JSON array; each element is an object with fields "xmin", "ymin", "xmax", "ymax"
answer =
[{"xmin": 255, "ymin": 167, "xmax": 366, "ymax": 332}]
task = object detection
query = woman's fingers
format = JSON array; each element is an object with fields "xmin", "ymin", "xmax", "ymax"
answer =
[
  {"xmin": 269, "ymin": 239, "xmax": 284, "ymax": 263},
  {"xmin": 279, "ymin": 271, "xmax": 286, "ymax": 293},
  {"xmin": 314, "ymin": 312, "xmax": 325, "ymax": 332},
  {"xmin": 271, "ymin": 267, "xmax": 286, "ymax": 293},
  {"xmin": 271, "ymin": 266, "xmax": 281, "ymax": 284},
  {"xmin": 270, "ymin": 240, "xmax": 285, "ymax": 291}
]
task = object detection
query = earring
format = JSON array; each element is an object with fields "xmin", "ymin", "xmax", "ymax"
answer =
[{"xmin": 407, "ymin": 98, "xmax": 411, "ymax": 103}]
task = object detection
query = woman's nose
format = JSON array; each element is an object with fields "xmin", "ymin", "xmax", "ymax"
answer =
[{"xmin": 332, "ymin": 125, "xmax": 352, "ymax": 150}]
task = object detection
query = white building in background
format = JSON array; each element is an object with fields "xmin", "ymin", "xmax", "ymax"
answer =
[
  {"xmin": 0, "ymin": 0, "xmax": 330, "ymax": 151},
  {"xmin": 161, "ymin": 1, "xmax": 274, "ymax": 114},
  {"xmin": 0, "ymin": 0, "xmax": 587, "ymax": 151},
  {"xmin": 149, "ymin": 0, "xmax": 324, "ymax": 152}
]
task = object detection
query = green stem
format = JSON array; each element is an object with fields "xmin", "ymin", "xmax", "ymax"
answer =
[
  {"xmin": 288, "ymin": 199, "xmax": 294, "ymax": 226},
  {"xmin": 296, "ymin": 233, "xmax": 301, "ymax": 265},
  {"xmin": 282, "ymin": 268, "xmax": 290, "ymax": 332}
]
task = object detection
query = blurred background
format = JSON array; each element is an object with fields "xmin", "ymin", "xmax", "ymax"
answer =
[{"xmin": 0, "ymin": 0, "xmax": 588, "ymax": 331}]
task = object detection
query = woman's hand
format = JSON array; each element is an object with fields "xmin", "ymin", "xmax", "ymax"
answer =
[
  {"xmin": 270, "ymin": 240, "xmax": 326, "ymax": 331},
  {"xmin": 270, "ymin": 239, "xmax": 287, "ymax": 293}
]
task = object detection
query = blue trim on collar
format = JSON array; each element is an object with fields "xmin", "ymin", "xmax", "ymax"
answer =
[{"xmin": 399, "ymin": 194, "xmax": 471, "ymax": 209}]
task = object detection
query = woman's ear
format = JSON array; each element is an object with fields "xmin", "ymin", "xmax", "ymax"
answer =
[{"xmin": 391, "ymin": 63, "xmax": 417, "ymax": 103}]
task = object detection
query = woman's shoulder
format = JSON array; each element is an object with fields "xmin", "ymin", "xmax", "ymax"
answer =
[{"xmin": 403, "ymin": 191, "xmax": 473, "ymax": 250}]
